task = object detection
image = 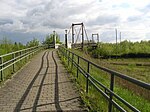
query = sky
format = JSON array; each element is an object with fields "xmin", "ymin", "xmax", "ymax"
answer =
[{"xmin": 0, "ymin": 0, "xmax": 150, "ymax": 44}]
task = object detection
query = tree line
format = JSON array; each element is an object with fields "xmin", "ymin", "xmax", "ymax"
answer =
[
  {"xmin": 0, "ymin": 33, "xmax": 61, "ymax": 55},
  {"xmin": 87, "ymin": 40, "xmax": 150, "ymax": 58}
]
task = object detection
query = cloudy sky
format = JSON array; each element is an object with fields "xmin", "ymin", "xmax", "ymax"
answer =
[{"xmin": 0, "ymin": 0, "xmax": 150, "ymax": 44}]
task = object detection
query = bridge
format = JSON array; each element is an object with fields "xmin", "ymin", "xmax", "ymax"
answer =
[
  {"xmin": 0, "ymin": 45, "xmax": 149, "ymax": 112},
  {"xmin": 65, "ymin": 23, "xmax": 99, "ymax": 49}
]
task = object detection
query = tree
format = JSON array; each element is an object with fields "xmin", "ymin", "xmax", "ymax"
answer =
[
  {"xmin": 26, "ymin": 38, "xmax": 40, "ymax": 47},
  {"xmin": 43, "ymin": 33, "xmax": 61, "ymax": 46}
]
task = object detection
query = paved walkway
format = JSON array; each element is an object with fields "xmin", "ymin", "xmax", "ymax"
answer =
[{"xmin": 0, "ymin": 50, "xmax": 86, "ymax": 112}]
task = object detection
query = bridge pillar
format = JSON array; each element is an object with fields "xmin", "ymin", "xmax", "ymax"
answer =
[
  {"xmin": 53, "ymin": 31, "xmax": 56, "ymax": 49},
  {"xmin": 65, "ymin": 30, "xmax": 68, "ymax": 48}
]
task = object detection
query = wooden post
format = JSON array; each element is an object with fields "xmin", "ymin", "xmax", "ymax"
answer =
[
  {"xmin": 0, "ymin": 57, "xmax": 3, "ymax": 81},
  {"xmin": 81, "ymin": 23, "xmax": 84, "ymax": 50}
]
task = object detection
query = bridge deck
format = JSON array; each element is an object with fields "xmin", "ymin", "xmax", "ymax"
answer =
[{"xmin": 0, "ymin": 50, "xmax": 86, "ymax": 112}]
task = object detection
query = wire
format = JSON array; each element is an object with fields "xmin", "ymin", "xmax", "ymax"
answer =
[
  {"xmin": 83, "ymin": 25, "xmax": 89, "ymax": 42},
  {"xmin": 67, "ymin": 25, "xmax": 72, "ymax": 35},
  {"xmin": 75, "ymin": 26, "xmax": 82, "ymax": 44}
]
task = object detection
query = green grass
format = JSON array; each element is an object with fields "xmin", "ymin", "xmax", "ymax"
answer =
[{"xmin": 58, "ymin": 48, "xmax": 150, "ymax": 112}]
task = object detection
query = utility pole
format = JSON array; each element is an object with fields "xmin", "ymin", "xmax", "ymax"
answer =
[
  {"xmin": 120, "ymin": 32, "xmax": 121, "ymax": 56},
  {"xmin": 81, "ymin": 23, "xmax": 84, "ymax": 50},
  {"xmin": 65, "ymin": 30, "xmax": 68, "ymax": 48},
  {"xmin": 115, "ymin": 29, "xmax": 117, "ymax": 59},
  {"xmin": 120, "ymin": 32, "xmax": 121, "ymax": 43}
]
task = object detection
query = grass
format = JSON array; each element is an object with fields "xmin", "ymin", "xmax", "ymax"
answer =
[{"xmin": 58, "ymin": 48, "xmax": 150, "ymax": 112}]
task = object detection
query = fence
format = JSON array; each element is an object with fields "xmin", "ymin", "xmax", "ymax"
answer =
[
  {"xmin": 58, "ymin": 46, "xmax": 150, "ymax": 112},
  {"xmin": 0, "ymin": 46, "xmax": 42, "ymax": 81}
]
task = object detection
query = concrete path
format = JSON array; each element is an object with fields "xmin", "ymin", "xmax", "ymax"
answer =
[{"xmin": 0, "ymin": 50, "xmax": 86, "ymax": 112}]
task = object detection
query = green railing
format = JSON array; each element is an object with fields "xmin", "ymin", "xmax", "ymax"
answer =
[
  {"xmin": 58, "ymin": 46, "xmax": 150, "ymax": 112},
  {"xmin": 0, "ymin": 46, "xmax": 42, "ymax": 81}
]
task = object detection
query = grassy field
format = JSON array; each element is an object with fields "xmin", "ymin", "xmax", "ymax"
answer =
[
  {"xmin": 58, "ymin": 48, "xmax": 150, "ymax": 112},
  {"xmin": 73, "ymin": 49, "xmax": 150, "ymax": 83}
]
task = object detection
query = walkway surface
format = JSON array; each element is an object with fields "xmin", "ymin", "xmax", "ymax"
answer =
[{"xmin": 0, "ymin": 50, "xmax": 86, "ymax": 112}]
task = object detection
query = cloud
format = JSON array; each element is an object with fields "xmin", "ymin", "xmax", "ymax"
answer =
[
  {"xmin": 0, "ymin": 18, "xmax": 13, "ymax": 25},
  {"xmin": 87, "ymin": 15, "xmax": 120, "ymax": 26},
  {"xmin": 127, "ymin": 15, "xmax": 142, "ymax": 22},
  {"xmin": 0, "ymin": 0, "xmax": 150, "ymax": 43}
]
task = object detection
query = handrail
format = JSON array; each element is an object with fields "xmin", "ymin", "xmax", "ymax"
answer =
[
  {"xmin": 58, "ymin": 46, "xmax": 150, "ymax": 112},
  {"xmin": 0, "ymin": 46, "xmax": 38, "ymax": 58},
  {"xmin": 0, "ymin": 46, "xmax": 42, "ymax": 81},
  {"xmin": 60, "ymin": 47, "xmax": 150, "ymax": 90}
]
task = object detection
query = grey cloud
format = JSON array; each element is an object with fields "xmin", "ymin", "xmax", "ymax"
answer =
[
  {"xmin": 100, "ymin": 31, "xmax": 116, "ymax": 42},
  {"xmin": 139, "ymin": 3, "xmax": 150, "ymax": 13},
  {"xmin": 0, "ymin": 18, "xmax": 13, "ymax": 25},
  {"xmin": 87, "ymin": 15, "xmax": 120, "ymax": 26},
  {"xmin": 127, "ymin": 16, "xmax": 141, "ymax": 22}
]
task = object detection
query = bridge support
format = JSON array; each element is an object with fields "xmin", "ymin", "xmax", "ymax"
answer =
[
  {"xmin": 65, "ymin": 30, "xmax": 68, "ymax": 48},
  {"xmin": 92, "ymin": 33, "xmax": 99, "ymax": 43},
  {"xmin": 71, "ymin": 23, "xmax": 84, "ymax": 50},
  {"xmin": 53, "ymin": 31, "xmax": 56, "ymax": 49}
]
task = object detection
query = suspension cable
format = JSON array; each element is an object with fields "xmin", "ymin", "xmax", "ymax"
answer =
[
  {"xmin": 83, "ymin": 25, "xmax": 89, "ymax": 43},
  {"xmin": 75, "ymin": 26, "xmax": 82, "ymax": 44}
]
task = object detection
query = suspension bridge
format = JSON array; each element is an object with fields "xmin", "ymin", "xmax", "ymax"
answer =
[{"xmin": 0, "ymin": 23, "xmax": 149, "ymax": 112}]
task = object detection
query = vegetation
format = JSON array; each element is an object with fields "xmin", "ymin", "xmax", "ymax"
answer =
[
  {"xmin": 0, "ymin": 38, "xmax": 41, "ymax": 84},
  {"xmin": 87, "ymin": 40, "xmax": 150, "ymax": 58},
  {"xmin": 43, "ymin": 33, "xmax": 61, "ymax": 45},
  {"xmin": 26, "ymin": 38, "xmax": 40, "ymax": 47},
  {"xmin": 0, "ymin": 38, "xmax": 25, "ymax": 55}
]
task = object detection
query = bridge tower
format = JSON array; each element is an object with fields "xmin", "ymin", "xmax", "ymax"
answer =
[
  {"xmin": 71, "ymin": 23, "xmax": 84, "ymax": 50},
  {"xmin": 92, "ymin": 33, "xmax": 99, "ymax": 43}
]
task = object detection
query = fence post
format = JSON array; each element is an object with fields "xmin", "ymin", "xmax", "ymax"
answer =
[
  {"xmin": 108, "ymin": 74, "xmax": 115, "ymax": 112},
  {"xmin": 86, "ymin": 61, "xmax": 90, "ymax": 93},
  {"xmin": 65, "ymin": 49, "xmax": 67, "ymax": 59},
  {"xmin": 68, "ymin": 51, "xmax": 70, "ymax": 66},
  {"xmin": 25, "ymin": 49, "xmax": 27, "ymax": 62},
  {"xmin": 76, "ymin": 56, "xmax": 79, "ymax": 78},
  {"xmin": 71, "ymin": 53, "xmax": 74, "ymax": 70},
  {"xmin": 0, "ymin": 57, "xmax": 3, "ymax": 81},
  {"xmin": 12, "ymin": 53, "xmax": 15, "ymax": 73}
]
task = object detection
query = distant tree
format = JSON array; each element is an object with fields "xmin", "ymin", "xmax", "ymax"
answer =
[
  {"xmin": 26, "ymin": 38, "xmax": 40, "ymax": 47},
  {"xmin": 43, "ymin": 33, "xmax": 61, "ymax": 46}
]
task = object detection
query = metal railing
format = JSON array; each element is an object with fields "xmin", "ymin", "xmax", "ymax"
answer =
[
  {"xmin": 0, "ymin": 46, "xmax": 42, "ymax": 81},
  {"xmin": 58, "ymin": 46, "xmax": 150, "ymax": 112}
]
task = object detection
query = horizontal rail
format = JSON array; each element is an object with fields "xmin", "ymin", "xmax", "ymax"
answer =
[
  {"xmin": 61, "ymin": 47, "xmax": 150, "ymax": 90},
  {"xmin": 0, "ymin": 46, "xmax": 42, "ymax": 81},
  {"xmin": 0, "ymin": 46, "xmax": 39, "ymax": 58}
]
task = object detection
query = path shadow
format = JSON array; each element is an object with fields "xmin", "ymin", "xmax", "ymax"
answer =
[
  {"xmin": 14, "ymin": 51, "xmax": 47, "ymax": 112},
  {"xmin": 52, "ymin": 50, "xmax": 62, "ymax": 111}
]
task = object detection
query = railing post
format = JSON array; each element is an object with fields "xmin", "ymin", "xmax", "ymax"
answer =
[
  {"xmin": 86, "ymin": 61, "xmax": 90, "ymax": 93},
  {"xmin": 20, "ymin": 51, "xmax": 22, "ymax": 62},
  {"xmin": 71, "ymin": 53, "xmax": 74, "ymax": 70},
  {"xmin": 76, "ymin": 56, "xmax": 79, "ymax": 78},
  {"xmin": 68, "ymin": 51, "xmax": 70, "ymax": 66},
  {"xmin": 65, "ymin": 49, "xmax": 67, "ymax": 59},
  {"xmin": 25, "ymin": 49, "xmax": 27, "ymax": 62},
  {"xmin": 0, "ymin": 57, "xmax": 3, "ymax": 81},
  {"xmin": 12, "ymin": 53, "xmax": 15, "ymax": 73},
  {"xmin": 108, "ymin": 74, "xmax": 115, "ymax": 112}
]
